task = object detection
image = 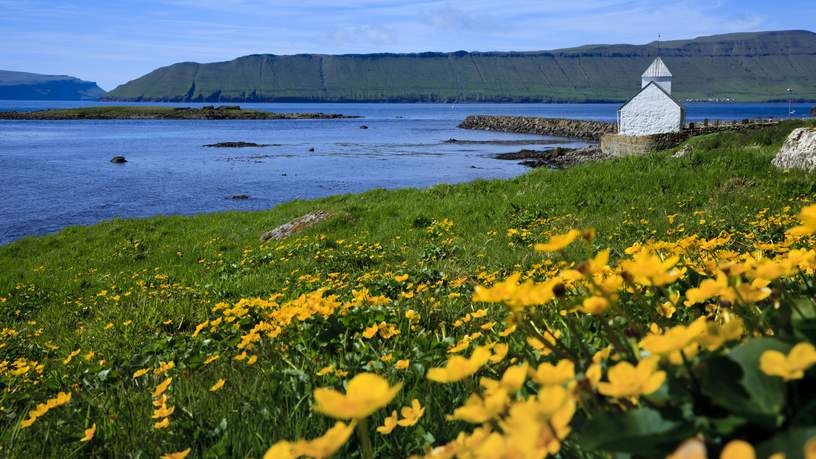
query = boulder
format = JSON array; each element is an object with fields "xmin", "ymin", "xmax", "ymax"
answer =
[
  {"xmin": 260, "ymin": 211, "xmax": 334, "ymax": 243},
  {"xmin": 673, "ymin": 144, "xmax": 693, "ymax": 158},
  {"xmin": 772, "ymin": 128, "xmax": 816, "ymax": 171},
  {"xmin": 110, "ymin": 156, "xmax": 127, "ymax": 164},
  {"xmin": 360, "ymin": 125, "xmax": 369, "ymax": 129},
  {"xmin": 230, "ymin": 195, "xmax": 250, "ymax": 200}
]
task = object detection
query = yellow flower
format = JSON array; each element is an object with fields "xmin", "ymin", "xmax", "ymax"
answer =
[
  {"xmin": 313, "ymin": 373, "xmax": 402, "ymax": 420},
  {"xmin": 720, "ymin": 440, "xmax": 755, "ymax": 459},
  {"xmin": 152, "ymin": 377, "xmax": 172, "ymax": 398},
  {"xmin": 104, "ymin": 322, "xmax": 114, "ymax": 330},
  {"xmin": 760, "ymin": 342, "xmax": 816, "ymax": 380},
  {"xmin": 263, "ymin": 441, "xmax": 295, "ymax": 459},
  {"xmin": 788, "ymin": 204, "xmax": 816, "ymax": 236},
  {"xmin": 161, "ymin": 448, "xmax": 191, "ymax": 459},
  {"xmin": 580, "ymin": 296, "xmax": 610, "ymax": 315},
  {"xmin": 667, "ymin": 438, "xmax": 706, "ymax": 459},
  {"xmin": 597, "ymin": 357, "xmax": 665, "ymax": 400},
  {"xmin": 395, "ymin": 359, "xmax": 410, "ymax": 370},
  {"xmin": 80, "ymin": 423, "xmax": 96, "ymax": 442},
  {"xmin": 132, "ymin": 368, "xmax": 150, "ymax": 379},
  {"xmin": 685, "ymin": 272, "xmax": 733, "ymax": 306},
  {"xmin": 362, "ymin": 324, "xmax": 379, "ymax": 339},
  {"xmin": 640, "ymin": 318, "xmax": 706, "ymax": 365},
  {"xmin": 805, "ymin": 438, "xmax": 816, "ymax": 459},
  {"xmin": 531, "ymin": 360, "xmax": 575, "ymax": 386},
  {"xmin": 317, "ymin": 365, "xmax": 334, "ymax": 376},
  {"xmin": 247, "ymin": 355, "xmax": 258, "ymax": 365},
  {"xmin": 620, "ymin": 249, "xmax": 682, "ymax": 286},
  {"xmin": 396, "ymin": 399, "xmax": 425, "ymax": 427},
  {"xmin": 377, "ymin": 410, "xmax": 398, "ymax": 434},
  {"xmin": 699, "ymin": 318, "xmax": 744, "ymax": 351},
  {"xmin": 152, "ymin": 403, "xmax": 175, "ymax": 418},
  {"xmin": 535, "ymin": 229, "xmax": 582, "ymax": 252},
  {"xmin": 489, "ymin": 343, "xmax": 509, "ymax": 363},
  {"xmin": 394, "ymin": 274, "xmax": 409, "ymax": 283},
  {"xmin": 210, "ymin": 378, "xmax": 225, "ymax": 392},
  {"xmin": 63, "ymin": 349, "xmax": 81, "ymax": 365},
  {"xmin": 292, "ymin": 421, "xmax": 357, "ymax": 459},
  {"xmin": 204, "ymin": 354, "xmax": 220, "ymax": 365},
  {"xmin": 473, "ymin": 273, "xmax": 559, "ymax": 310},
  {"xmin": 427, "ymin": 346, "xmax": 492, "ymax": 383},
  {"xmin": 447, "ymin": 391, "xmax": 509, "ymax": 424},
  {"xmin": 154, "ymin": 417, "xmax": 170, "ymax": 429}
]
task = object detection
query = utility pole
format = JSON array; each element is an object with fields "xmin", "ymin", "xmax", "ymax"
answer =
[{"xmin": 787, "ymin": 88, "xmax": 794, "ymax": 118}]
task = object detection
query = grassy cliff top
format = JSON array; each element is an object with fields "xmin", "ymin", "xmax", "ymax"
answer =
[
  {"xmin": 2, "ymin": 120, "xmax": 816, "ymax": 457},
  {"xmin": 106, "ymin": 30, "xmax": 816, "ymax": 103}
]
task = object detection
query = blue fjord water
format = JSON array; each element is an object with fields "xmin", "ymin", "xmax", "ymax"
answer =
[{"xmin": 0, "ymin": 101, "xmax": 812, "ymax": 245}]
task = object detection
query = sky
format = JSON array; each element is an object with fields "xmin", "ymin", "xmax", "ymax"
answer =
[{"xmin": 1, "ymin": 0, "xmax": 814, "ymax": 90}]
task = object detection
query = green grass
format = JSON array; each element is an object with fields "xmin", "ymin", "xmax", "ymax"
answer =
[{"xmin": 1, "ymin": 120, "xmax": 815, "ymax": 457}]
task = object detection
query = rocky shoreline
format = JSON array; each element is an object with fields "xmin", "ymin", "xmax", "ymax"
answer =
[
  {"xmin": 459, "ymin": 115, "xmax": 616, "ymax": 140},
  {"xmin": 0, "ymin": 105, "xmax": 358, "ymax": 120},
  {"xmin": 496, "ymin": 147, "xmax": 608, "ymax": 169}
]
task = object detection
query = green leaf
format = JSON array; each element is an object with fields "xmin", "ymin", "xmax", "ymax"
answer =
[
  {"xmin": 702, "ymin": 338, "xmax": 789, "ymax": 427},
  {"xmin": 577, "ymin": 407, "xmax": 690, "ymax": 456},
  {"xmin": 757, "ymin": 427, "xmax": 816, "ymax": 459}
]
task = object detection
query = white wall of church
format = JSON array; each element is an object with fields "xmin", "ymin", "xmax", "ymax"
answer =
[{"xmin": 619, "ymin": 85, "xmax": 683, "ymax": 136}]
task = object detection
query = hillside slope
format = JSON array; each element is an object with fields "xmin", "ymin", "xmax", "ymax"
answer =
[
  {"xmin": 106, "ymin": 30, "xmax": 816, "ymax": 103},
  {"xmin": 0, "ymin": 70, "xmax": 105, "ymax": 100},
  {"xmin": 2, "ymin": 121, "xmax": 816, "ymax": 457}
]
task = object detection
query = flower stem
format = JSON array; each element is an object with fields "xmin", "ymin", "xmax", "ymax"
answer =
[{"xmin": 356, "ymin": 418, "xmax": 374, "ymax": 459}]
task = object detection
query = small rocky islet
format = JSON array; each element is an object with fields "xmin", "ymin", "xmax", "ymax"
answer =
[{"xmin": 0, "ymin": 105, "xmax": 358, "ymax": 120}]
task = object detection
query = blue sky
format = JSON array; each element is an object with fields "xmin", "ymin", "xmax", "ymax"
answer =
[{"xmin": 1, "ymin": 0, "xmax": 814, "ymax": 90}]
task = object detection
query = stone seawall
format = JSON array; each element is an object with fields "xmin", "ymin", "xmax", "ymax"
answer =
[
  {"xmin": 459, "ymin": 115, "xmax": 616, "ymax": 141},
  {"xmin": 601, "ymin": 120, "xmax": 783, "ymax": 156}
]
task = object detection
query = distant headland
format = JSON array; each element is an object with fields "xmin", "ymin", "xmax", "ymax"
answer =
[
  {"xmin": 0, "ymin": 70, "xmax": 105, "ymax": 101},
  {"xmin": 103, "ymin": 30, "xmax": 816, "ymax": 103}
]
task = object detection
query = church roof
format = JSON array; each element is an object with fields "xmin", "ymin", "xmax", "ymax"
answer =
[
  {"xmin": 619, "ymin": 81, "xmax": 683, "ymax": 112},
  {"xmin": 642, "ymin": 57, "xmax": 672, "ymax": 78}
]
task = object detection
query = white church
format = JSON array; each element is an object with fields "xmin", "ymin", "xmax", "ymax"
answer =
[{"xmin": 617, "ymin": 57, "xmax": 685, "ymax": 136}]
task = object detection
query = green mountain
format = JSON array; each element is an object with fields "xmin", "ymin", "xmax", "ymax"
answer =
[
  {"xmin": 0, "ymin": 70, "xmax": 106, "ymax": 100},
  {"xmin": 106, "ymin": 30, "xmax": 816, "ymax": 103}
]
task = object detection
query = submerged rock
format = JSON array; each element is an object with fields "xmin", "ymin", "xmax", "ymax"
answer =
[
  {"xmin": 110, "ymin": 156, "xmax": 127, "ymax": 164},
  {"xmin": 229, "ymin": 195, "xmax": 251, "ymax": 200},
  {"xmin": 204, "ymin": 142, "xmax": 271, "ymax": 148},
  {"xmin": 772, "ymin": 128, "xmax": 816, "ymax": 171},
  {"xmin": 360, "ymin": 125, "xmax": 369, "ymax": 129},
  {"xmin": 260, "ymin": 211, "xmax": 334, "ymax": 243}
]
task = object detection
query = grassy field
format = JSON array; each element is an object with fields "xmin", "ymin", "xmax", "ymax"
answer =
[{"xmin": 2, "ymin": 120, "xmax": 816, "ymax": 458}]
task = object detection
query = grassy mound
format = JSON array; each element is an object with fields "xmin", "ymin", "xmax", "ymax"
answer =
[{"xmin": 2, "ymin": 120, "xmax": 816, "ymax": 458}]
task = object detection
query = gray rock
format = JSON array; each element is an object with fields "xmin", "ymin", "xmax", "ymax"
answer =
[
  {"xmin": 260, "ymin": 210, "xmax": 334, "ymax": 243},
  {"xmin": 110, "ymin": 156, "xmax": 127, "ymax": 164},
  {"xmin": 673, "ymin": 144, "xmax": 693, "ymax": 158},
  {"xmin": 772, "ymin": 128, "xmax": 816, "ymax": 171}
]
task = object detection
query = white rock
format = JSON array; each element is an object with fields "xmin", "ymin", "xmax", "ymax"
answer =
[{"xmin": 772, "ymin": 128, "xmax": 816, "ymax": 171}]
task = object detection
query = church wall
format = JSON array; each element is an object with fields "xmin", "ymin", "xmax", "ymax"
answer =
[{"xmin": 619, "ymin": 85, "xmax": 683, "ymax": 136}]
